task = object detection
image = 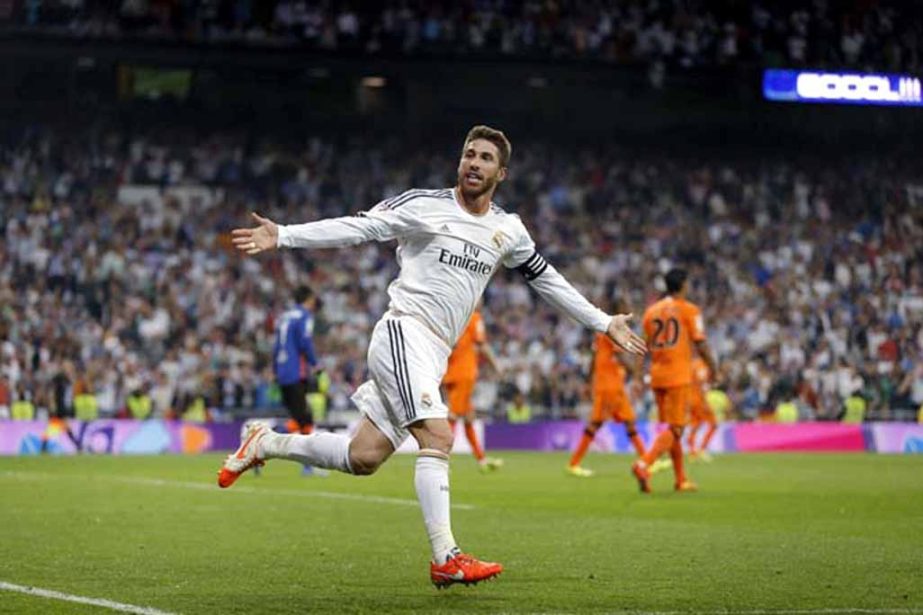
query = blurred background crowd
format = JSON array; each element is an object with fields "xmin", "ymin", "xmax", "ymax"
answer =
[
  {"xmin": 5, "ymin": 0, "xmax": 922, "ymax": 71},
  {"xmin": 1, "ymin": 124, "xmax": 921, "ymax": 423}
]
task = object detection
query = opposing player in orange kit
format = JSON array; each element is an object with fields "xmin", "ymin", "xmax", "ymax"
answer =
[
  {"xmin": 567, "ymin": 299, "xmax": 645, "ymax": 477},
  {"xmin": 632, "ymin": 269, "xmax": 717, "ymax": 493},
  {"xmin": 443, "ymin": 308, "xmax": 504, "ymax": 471}
]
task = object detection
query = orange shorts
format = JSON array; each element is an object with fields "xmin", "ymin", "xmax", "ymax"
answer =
[
  {"xmin": 654, "ymin": 385, "xmax": 691, "ymax": 427},
  {"xmin": 689, "ymin": 391, "xmax": 715, "ymax": 424},
  {"xmin": 591, "ymin": 387, "xmax": 636, "ymax": 423},
  {"xmin": 444, "ymin": 379, "xmax": 476, "ymax": 418}
]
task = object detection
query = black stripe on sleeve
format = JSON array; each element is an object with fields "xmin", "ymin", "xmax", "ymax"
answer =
[
  {"xmin": 516, "ymin": 250, "xmax": 549, "ymax": 281},
  {"xmin": 523, "ymin": 252, "xmax": 542, "ymax": 269}
]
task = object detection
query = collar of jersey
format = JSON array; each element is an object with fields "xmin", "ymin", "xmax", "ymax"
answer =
[{"xmin": 452, "ymin": 186, "xmax": 492, "ymax": 218}]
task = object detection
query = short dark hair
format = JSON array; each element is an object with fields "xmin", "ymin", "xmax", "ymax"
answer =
[
  {"xmin": 664, "ymin": 268, "xmax": 688, "ymax": 294},
  {"xmin": 293, "ymin": 285, "xmax": 314, "ymax": 304},
  {"xmin": 464, "ymin": 125, "xmax": 512, "ymax": 168}
]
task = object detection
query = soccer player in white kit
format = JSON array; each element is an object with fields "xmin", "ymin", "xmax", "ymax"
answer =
[{"xmin": 221, "ymin": 125, "xmax": 647, "ymax": 588}]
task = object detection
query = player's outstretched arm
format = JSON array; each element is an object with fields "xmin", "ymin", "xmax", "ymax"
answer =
[
  {"xmin": 232, "ymin": 193, "xmax": 427, "ymax": 255},
  {"xmin": 506, "ymin": 220, "xmax": 646, "ymax": 355},
  {"xmin": 231, "ymin": 212, "xmax": 279, "ymax": 256},
  {"xmin": 514, "ymin": 253, "xmax": 646, "ymax": 355}
]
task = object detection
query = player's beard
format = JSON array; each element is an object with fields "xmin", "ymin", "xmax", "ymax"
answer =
[{"xmin": 457, "ymin": 172, "xmax": 498, "ymax": 201}]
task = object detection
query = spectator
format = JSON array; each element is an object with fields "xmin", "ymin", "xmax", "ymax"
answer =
[{"xmin": 506, "ymin": 390, "xmax": 532, "ymax": 424}]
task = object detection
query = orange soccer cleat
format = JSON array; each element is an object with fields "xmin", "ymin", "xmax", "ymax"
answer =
[
  {"xmin": 217, "ymin": 422, "xmax": 270, "ymax": 488},
  {"xmin": 631, "ymin": 460, "xmax": 652, "ymax": 494},
  {"xmin": 430, "ymin": 553, "xmax": 503, "ymax": 588}
]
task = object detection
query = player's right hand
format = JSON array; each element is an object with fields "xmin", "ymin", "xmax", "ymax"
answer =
[{"xmin": 231, "ymin": 212, "xmax": 279, "ymax": 255}]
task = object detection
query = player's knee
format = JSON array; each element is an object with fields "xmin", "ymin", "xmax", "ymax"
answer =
[{"xmin": 348, "ymin": 449, "xmax": 384, "ymax": 476}]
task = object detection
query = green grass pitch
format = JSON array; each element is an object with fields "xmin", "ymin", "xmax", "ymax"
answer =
[{"xmin": 1, "ymin": 452, "xmax": 921, "ymax": 614}]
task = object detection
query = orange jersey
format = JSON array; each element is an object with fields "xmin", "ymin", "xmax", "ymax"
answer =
[
  {"xmin": 643, "ymin": 296, "xmax": 706, "ymax": 389},
  {"xmin": 444, "ymin": 311, "xmax": 486, "ymax": 384},
  {"xmin": 592, "ymin": 333, "xmax": 626, "ymax": 393}
]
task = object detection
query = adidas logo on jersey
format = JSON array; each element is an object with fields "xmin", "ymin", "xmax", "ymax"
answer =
[{"xmin": 440, "ymin": 224, "xmax": 451, "ymax": 233}]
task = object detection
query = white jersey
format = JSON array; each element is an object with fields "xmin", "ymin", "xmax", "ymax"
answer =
[{"xmin": 277, "ymin": 187, "xmax": 610, "ymax": 346}]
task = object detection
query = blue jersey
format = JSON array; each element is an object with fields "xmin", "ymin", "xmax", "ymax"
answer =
[{"xmin": 273, "ymin": 305, "xmax": 318, "ymax": 386}]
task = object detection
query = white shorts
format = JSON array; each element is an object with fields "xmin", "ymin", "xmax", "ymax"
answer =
[{"xmin": 350, "ymin": 314, "xmax": 451, "ymax": 450}]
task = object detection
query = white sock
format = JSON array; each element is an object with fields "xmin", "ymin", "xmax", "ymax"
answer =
[
  {"xmin": 260, "ymin": 432, "xmax": 353, "ymax": 474},
  {"xmin": 415, "ymin": 453, "xmax": 459, "ymax": 564}
]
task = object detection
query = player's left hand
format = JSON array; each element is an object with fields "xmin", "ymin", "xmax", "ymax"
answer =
[{"xmin": 606, "ymin": 313, "xmax": 647, "ymax": 356}]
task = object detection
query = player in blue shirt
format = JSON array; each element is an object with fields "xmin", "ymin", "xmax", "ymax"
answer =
[{"xmin": 273, "ymin": 286, "xmax": 319, "ymax": 437}]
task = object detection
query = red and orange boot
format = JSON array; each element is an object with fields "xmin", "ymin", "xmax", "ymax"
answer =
[
  {"xmin": 430, "ymin": 553, "xmax": 503, "ymax": 588},
  {"xmin": 217, "ymin": 422, "xmax": 271, "ymax": 488},
  {"xmin": 631, "ymin": 460, "xmax": 652, "ymax": 494}
]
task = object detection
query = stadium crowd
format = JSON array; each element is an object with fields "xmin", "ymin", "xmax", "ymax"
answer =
[
  {"xmin": 7, "ymin": 0, "xmax": 921, "ymax": 71},
  {"xmin": 0, "ymin": 126, "xmax": 922, "ymax": 423}
]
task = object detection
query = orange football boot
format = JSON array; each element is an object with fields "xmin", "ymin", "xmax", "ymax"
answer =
[
  {"xmin": 217, "ymin": 422, "xmax": 270, "ymax": 488},
  {"xmin": 631, "ymin": 460, "xmax": 652, "ymax": 493},
  {"xmin": 675, "ymin": 480, "xmax": 698, "ymax": 492},
  {"xmin": 430, "ymin": 553, "xmax": 503, "ymax": 588}
]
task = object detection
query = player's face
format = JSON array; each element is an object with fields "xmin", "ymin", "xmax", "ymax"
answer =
[{"xmin": 457, "ymin": 139, "xmax": 506, "ymax": 198}]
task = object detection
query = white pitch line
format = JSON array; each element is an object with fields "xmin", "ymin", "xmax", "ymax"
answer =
[
  {"xmin": 0, "ymin": 470, "xmax": 476, "ymax": 510},
  {"xmin": 0, "ymin": 581, "xmax": 177, "ymax": 615},
  {"xmin": 117, "ymin": 475, "xmax": 477, "ymax": 510}
]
